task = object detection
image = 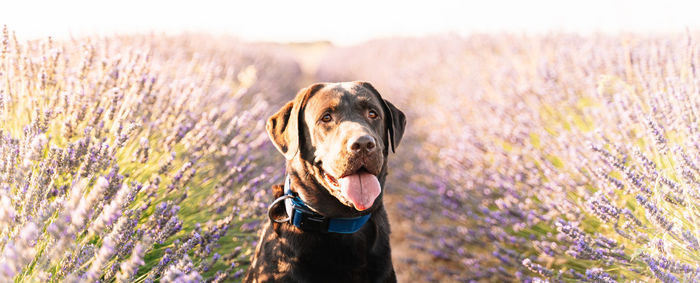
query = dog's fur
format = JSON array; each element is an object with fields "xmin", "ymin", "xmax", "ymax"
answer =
[{"xmin": 244, "ymin": 82, "xmax": 406, "ymax": 283}]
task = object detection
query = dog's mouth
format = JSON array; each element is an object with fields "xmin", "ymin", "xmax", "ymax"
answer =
[
  {"xmin": 320, "ymin": 166, "xmax": 381, "ymax": 211},
  {"xmin": 324, "ymin": 171, "xmax": 341, "ymax": 187}
]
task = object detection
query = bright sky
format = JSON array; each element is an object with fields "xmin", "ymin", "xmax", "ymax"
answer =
[{"xmin": 2, "ymin": 0, "xmax": 700, "ymax": 45}]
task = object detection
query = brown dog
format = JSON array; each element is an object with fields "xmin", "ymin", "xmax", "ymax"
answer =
[{"xmin": 244, "ymin": 82, "xmax": 405, "ymax": 283}]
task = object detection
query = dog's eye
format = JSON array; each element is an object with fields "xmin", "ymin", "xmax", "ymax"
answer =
[
  {"xmin": 321, "ymin": 113, "xmax": 332, "ymax": 122},
  {"xmin": 368, "ymin": 110, "xmax": 378, "ymax": 119}
]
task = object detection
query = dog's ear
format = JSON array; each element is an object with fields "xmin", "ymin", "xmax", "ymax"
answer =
[
  {"xmin": 358, "ymin": 82, "xmax": 406, "ymax": 153},
  {"xmin": 382, "ymin": 99, "xmax": 406, "ymax": 152},
  {"xmin": 267, "ymin": 83, "xmax": 325, "ymax": 160}
]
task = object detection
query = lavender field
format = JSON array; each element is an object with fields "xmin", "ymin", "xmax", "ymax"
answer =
[{"xmin": 1, "ymin": 27, "xmax": 700, "ymax": 282}]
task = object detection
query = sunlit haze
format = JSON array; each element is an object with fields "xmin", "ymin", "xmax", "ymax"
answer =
[{"xmin": 3, "ymin": 0, "xmax": 700, "ymax": 44}]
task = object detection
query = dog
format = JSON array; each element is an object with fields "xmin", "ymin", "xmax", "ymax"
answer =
[{"xmin": 244, "ymin": 81, "xmax": 406, "ymax": 283}]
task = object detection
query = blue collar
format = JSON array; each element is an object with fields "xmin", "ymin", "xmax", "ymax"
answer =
[{"xmin": 267, "ymin": 175, "xmax": 371, "ymax": 234}]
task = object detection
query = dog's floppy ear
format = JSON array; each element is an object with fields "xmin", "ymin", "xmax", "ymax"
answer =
[
  {"xmin": 358, "ymin": 82, "xmax": 406, "ymax": 153},
  {"xmin": 266, "ymin": 83, "xmax": 325, "ymax": 160},
  {"xmin": 382, "ymin": 99, "xmax": 406, "ymax": 152}
]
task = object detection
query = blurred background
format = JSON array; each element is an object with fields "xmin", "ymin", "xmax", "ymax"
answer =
[
  {"xmin": 4, "ymin": 0, "xmax": 700, "ymax": 44},
  {"xmin": 2, "ymin": 1, "xmax": 700, "ymax": 282}
]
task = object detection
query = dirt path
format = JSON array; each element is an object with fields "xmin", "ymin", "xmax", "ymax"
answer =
[
  {"xmin": 283, "ymin": 42, "xmax": 332, "ymax": 86},
  {"xmin": 383, "ymin": 193, "xmax": 426, "ymax": 282}
]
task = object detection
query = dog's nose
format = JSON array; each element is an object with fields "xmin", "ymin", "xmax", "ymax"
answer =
[{"xmin": 348, "ymin": 135, "xmax": 376, "ymax": 153}]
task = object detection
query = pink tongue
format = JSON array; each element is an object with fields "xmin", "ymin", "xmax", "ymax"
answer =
[{"xmin": 337, "ymin": 172, "xmax": 381, "ymax": 211}]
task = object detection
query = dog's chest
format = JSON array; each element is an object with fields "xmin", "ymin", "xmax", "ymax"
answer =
[{"xmin": 255, "ymin": 223, "xmax": 380, "ymax": 282}]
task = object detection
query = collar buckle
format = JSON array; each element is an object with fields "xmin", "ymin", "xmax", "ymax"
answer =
[{"xmin": 293, "ymin": 209, "xmax": 329, "ymax": 232}]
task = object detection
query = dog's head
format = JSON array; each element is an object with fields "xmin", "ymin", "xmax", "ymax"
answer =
[{"xmin": 266, "ymin": 81, "xmax": 406, "ymax": 217}]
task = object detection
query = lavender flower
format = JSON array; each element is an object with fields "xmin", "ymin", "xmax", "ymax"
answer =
[
  {"xmin": 0, "ymin": 223, "xmax": 39, "ymax": 280},
  {"xmin": 0, "ymin": 28, "xmax": 293, "ymax": 281},
  {"xmin": 116, "ymin": 236, "xmax": 153, "ymax": 283},
  {"xmin": 521, "ymin": 258, "xmax": 553, "ymax": 278}
]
